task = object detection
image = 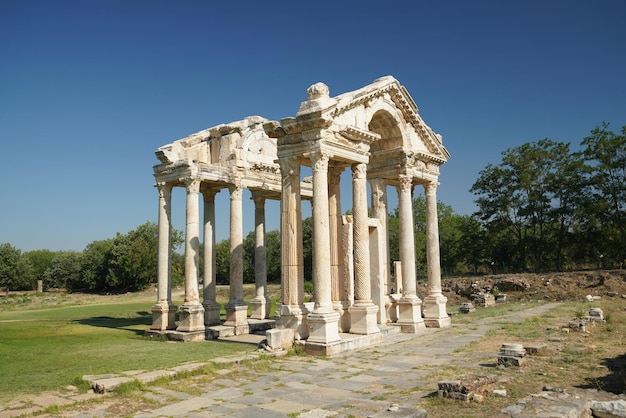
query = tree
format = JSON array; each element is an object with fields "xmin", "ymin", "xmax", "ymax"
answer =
[
  {"xmin": 471, "ymin": 139, "xmax": 575, "ymax": 272},
  {"xmin": 0, "ymin": 243, "xmax": 34, "ymax": 291},
  {"xmin": 43, "ymin": 251, "xmax": 82, "ymax": 290},
  {"xmin": 581, "ymin": 123, "xmax": 626, "ymax": 267},
  {"xmin": 107, "ymin": 221, "xmax": 162, "ymax": 292},
  {"xmin": 24, "ymin": 250, "xmax": 57, "ymax": 283},
  {"xmin": 81, "ymin": 239, "xmax": 115, "ymax": 291}
]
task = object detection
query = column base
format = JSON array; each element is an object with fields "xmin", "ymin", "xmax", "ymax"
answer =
[
  {"xmin": 348, "ymin": 302, "xmax": 380, "ymax": 335},
  {"xmin": 333, "ymin": 300, "xmax": 351, "ymax": 333},
  {"xmin": 386, "ymin": 294, "xmax": 400, "ymax": 324},
  {"xmin": 396, "ymin": 296, "xmax": 425, "ymax": 333},
  {"xmin": 250, "ymin": 297, "xmax": 272, "ymax": 320},
  {"xmin": 423, "ymin": 294, "xmax": 451, "ymax": 328},
  {"xmin": 224, "ymin": 302, "xmax": 249, "ymax": 332},
  {"xmin": 202, "ymin": 301, "xmax": 222, "ymax": 326},
  {"xmin": 150, "ymin": 302, "xmax": 177, "ymax": 331},
  {"xmin": 176, "ymin": 301, "xmax": 205, "ymax": 333},
  {"xmin": 277, "ymin": 304, "xmax": 310, "ymax": 340},
  {"xmin": 307, "ymin": 310, "xmax": 341, "ymax": 345}
]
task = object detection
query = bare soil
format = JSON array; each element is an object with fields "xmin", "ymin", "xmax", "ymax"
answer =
[{"xmin": 439, "ymin": 269, "xmax": 626, "ymax": 306}]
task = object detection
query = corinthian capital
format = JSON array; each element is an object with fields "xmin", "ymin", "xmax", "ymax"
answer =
[
  {"xmin": 229, "ymin": 185, "xmax": 243, "ymax": 201},
  {"xmin": 424, "ymin": 181, "xmax": 439, "ymax": 196},
  {"xmin": 352, "ymin": 163, "xmax": 367, "ymax": 180},
  {"xmin": 398, "ymin": 175, "xmax": 413, "ymax": 193},
  {"xmin": 184, "ymin": 178, "xmax": 201, "ymax": 194},
  {"xmin": 310, "ymin": 152, "xmax": 329, "ymax": 172},
  {"xmin": 156, "ymin": 182, "xmax": 172, "ymax": 199}
]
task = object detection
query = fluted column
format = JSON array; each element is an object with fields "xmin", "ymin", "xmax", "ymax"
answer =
[
  {"xmin": 177, "ymin": 178, "xmax": 205, "ymax": 334},
  {"xmin": 307, "ymin": 151, "xmax": 340, "ymax": 345},
  {"xmin": 251, "ymin": 193, "xmax": 271, "ymax": 319},
  {"xmin": 395, "ymin": 175, "xmax": 425, "ymax": 332},
  {"xmin": 224, "ymin": 185, "xmax": 248, "ymax": 332},
  {"xmin": 202, "ymin": 187, "xmax": 221, "ymax": 326},
  {"xmin": 151, "ymin": 182, "xmax": 177, "ymax": 331},
  {"xmin": 277, "ymin": 157, "xmax": 308, "ymax": 339},
  {"xmin": 422, "ymin": 181, "xmax": 451, "ymax": 327},
  {"xmin": 349, "ymin": 163, "xmax": 379, "ymax": 335}
]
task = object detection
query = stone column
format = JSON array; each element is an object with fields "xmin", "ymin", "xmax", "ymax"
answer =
[
  {"xmin": 202, "ymin": 187, "xmax": 221, "ymax": 326},
  {"xmin": 151, "ymin": 182, "xmax": 177, "ymax": 331},
  {"xmin": 307, "ymin": 151, "xmax": 340, "ymax": 346},
  {"xmin": 177, "ymin": 178, "xmax": 205, "ymax": 335},
  {"xmin": 250, "ymin": 193, "xmax": 271, "ymax": 319},
  {"xmin": 328, "ymin": 166, "xmax": 349, "ymax": 332},
  {"xmin": 370, "ymin": 177, "xmax": 392, "ymax": 324},
  {"xmin": 349, "ymin": 163, "xmax": 379, "ymax": 335},
  {"xmin": 224, "ymin": 185, "xmax": 249, "ymax": 333},
  {"xmin": 395, "ymin": 175, "xmax": 425, "ymax": 332},
  {"xmin": 422, "ymin": 181, "xmax": 451, "ymax": 327},
  {"xmin": 277, "ymin": 157, "xmax": 307, "ymax": 339}
]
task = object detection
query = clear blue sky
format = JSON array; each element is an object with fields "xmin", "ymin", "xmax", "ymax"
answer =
[{"xmin": 1, "ymin": 1, "xmax": 625, "ymax": 252}]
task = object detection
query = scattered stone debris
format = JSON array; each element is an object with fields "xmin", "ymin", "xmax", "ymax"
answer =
[
  {"xmin": 501, "ymin": 387, "xmax": 626, "ymax": 417},
  {"xmin": 438, "ymin": 374, "xmax": 498, "ymax": 402},
  {"xmin": 498, "ymin": 343, "xmax": 527, "ymax": 367},
  {"xmin": 458, "ymin": 302, "xmax": 475, "ymax": 314},
  {"xmin": 472, "ymin": 292, "xmax": 495, "ymax": 307},
  {"xmin": 589, "ymin": 307, "xmax": 604, "ymax": 321}
]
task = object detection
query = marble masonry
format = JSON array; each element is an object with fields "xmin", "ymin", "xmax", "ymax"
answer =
[{"xmin": 149, "ymin": 76, "xmax": 451, "ymax": 354}]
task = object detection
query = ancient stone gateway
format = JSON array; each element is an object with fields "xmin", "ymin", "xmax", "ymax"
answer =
[{"xmin": 149, "ymin": 76, "xmax": 451, "ymax": 354}]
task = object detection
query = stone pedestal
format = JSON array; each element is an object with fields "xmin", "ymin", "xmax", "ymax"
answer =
[
  {"xmin": 307, "ymin": 311, "xmax": 341, "ymax": 345},
  {"xmin": 250, "ymin": 297, "xmax": 271, "ymax": 320},
  {"xmin": 349, "ymin": 304, "xmax": 380, "ymax": 335},
  {"xmin": 498, "ymin": 343, "xmax": 527, "ymax": 367},
  {"xmin": 396, "ymin": 297, "xmax": 425, "ymax": 333},
  {"xmin": 150, "ymin": 302, "xmax": 177, "ymax": 331},
  {"xmin": 334, "ymin": 301, "xmax": 351, "ymax": 333},
  {"xmin": 202, "ymin": 301, "xmax": 221, "ymax": 326},
  {"xmin": 224, "ymin": 303, "xmax": 249, "ymax": 334},
  {"xmin": 277, "ymin": 304, "xmax": 309, "ymax": 340},
  {"xmin": 176, "ymin": 302, "xmax": 205, "ymax": 333},
  {"xmin": 423, "ymin": 294, "xmax": 451, "ymax": 328}
]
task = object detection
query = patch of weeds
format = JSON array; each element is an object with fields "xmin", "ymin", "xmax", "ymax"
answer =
[
  {"xmin": 70, "ymin": 376, "xmax": 92, "ymax": 392},
  {"xmin": 113, "ymin": 379, "xmax": 146, "ymax": 395},
  {"xmin": 44, "ymin": 404, "xmax": 60, "ymax": 414},
  {"xmin": 288, "ymin": 344, "xmax": 307, "ymax": 356},
  {"xmin": 371, "ymin": 394, "xmax": 387, "ymax": 401}
]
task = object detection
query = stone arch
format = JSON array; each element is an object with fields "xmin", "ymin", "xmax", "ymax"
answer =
[{"xmin": 368, "ymin": 109, "xmax": 404, "ymax": 152}]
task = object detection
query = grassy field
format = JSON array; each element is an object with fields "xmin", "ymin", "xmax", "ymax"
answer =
[{"xmin": 0, "ymin": 286, "xmax": 278, "ymax": 401}]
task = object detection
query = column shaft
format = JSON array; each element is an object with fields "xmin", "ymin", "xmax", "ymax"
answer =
[
  {"xmin": 311, "ymin": 152, "xmax": 332, "ymax": 312},
  {"xmin": 422, "ymin": 181, "xmax": 451, "ymax": 327},
  {"xmin": 251, "ymin": 194, "xmax": 270, "ymax": 319},
  {"xmin": 184, "ymin": 179, "xmax": 201, "ymax": 303},
  {"xmin": 151, "ymin": 182, "xmax": 177, "ymax": 331},
  {"xmin": 176, "ymin": 178, "xmax": 204, "ymax": 334},
  {"xmin": 202, "ymin": 188, "xmax": 221, "ymax": 325},
  {"xmin": 397, "ymin": 176, "xmax": 417, "ymax": 298},
  {"xmin": 229, "ymin": 185, "xmax": 244, "ymax": 303},
  {"xmin": 352, "ymin": 163, "xmax": 371, "ymax": 304}
]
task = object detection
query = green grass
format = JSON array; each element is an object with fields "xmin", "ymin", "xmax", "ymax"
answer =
[{"xmin": 0, "ymin": 297, "xmax": 253, "ymax": 399}]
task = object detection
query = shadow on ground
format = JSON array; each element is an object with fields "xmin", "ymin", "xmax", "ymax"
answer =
[
  {"xmin": 578, "ymin": 352, "xmax": 626, "ymax": 395},
  {"xmin": 74, "ymin": 311, "xmax": 152, "ymax": 335}
]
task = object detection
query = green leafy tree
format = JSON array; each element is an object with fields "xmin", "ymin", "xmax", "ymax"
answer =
[
  {"xmin": 215, "ymin": 238, "xmax": 230, "ymax": 285},
  {"xmin": 0, "ymin": 243, "xmax": 34, "ymax": 291},
  {"xmin": 581, "ymin": 123, "xmax": 626, "ymax": 267},
  {"xmin": 43, "ymin": 251, "xmax": 82, "ymax": 290},
  {"xmin": 81, "ymin": 239, "xmax": 115, "ymax": 291},
  {"xmin": 24, "ymin": 250, "xmax": 57, "ymax": 283}
]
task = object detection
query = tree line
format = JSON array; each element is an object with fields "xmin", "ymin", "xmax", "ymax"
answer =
[{"xmin": 1, "ymin": 124, "xmax": 623, "ymax": 293}]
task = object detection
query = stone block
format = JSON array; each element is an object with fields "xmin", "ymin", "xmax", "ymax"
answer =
[
  {"xmin": 266, "ymin": 328, "xmax": 294, "ymax": 350},
  {"xmin": 459, "ymin": 302, "xmax": 475, "ymax": 314}
]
